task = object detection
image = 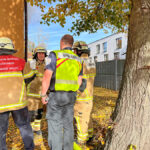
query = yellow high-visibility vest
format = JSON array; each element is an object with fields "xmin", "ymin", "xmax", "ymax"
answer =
[{"xmin": 53, "ymin": 50, "xmax": 82, "ymax": 92}]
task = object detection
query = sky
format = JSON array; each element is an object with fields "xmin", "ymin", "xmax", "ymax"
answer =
[{"xmin": 28, "ymin": 3, "xmax": 112, "ymax": 51}]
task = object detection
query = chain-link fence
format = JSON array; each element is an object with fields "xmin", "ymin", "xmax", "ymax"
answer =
[{"xmin": 94, "ymin": 59, "xmax": 125, "ymax": 91}]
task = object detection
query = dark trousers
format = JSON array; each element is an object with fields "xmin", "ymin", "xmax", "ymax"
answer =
[
  {"xmin": 0, "ymin": 107, "xmax": 34, "ymax": 150},
  {"xmin": 46, "ymin": 91, "xmax": 77, "ymax": 150},
  {"xmin": 47, "ymin": 114, "xmax": 74, "ymax": 150}
]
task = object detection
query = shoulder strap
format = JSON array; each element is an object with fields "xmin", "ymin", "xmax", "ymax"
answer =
[{"xmin": 45, "ymin": 57, "xmax": 51, "ymax": 66}]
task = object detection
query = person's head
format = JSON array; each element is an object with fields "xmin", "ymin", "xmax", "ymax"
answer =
[
  {"xmin": 73, "ymin": 41, "xmax": 90, "ymax": 57},
  {"xmin": 60, "ymin": 34, "xmax": 74, "ymax": 49},
  {"xmin": 0, "ymin": 37, "xmax": 17, "ymax": 55},
  {"xmin": 33, "ymin": 46, "xmax": 47, "ymax": 61}
]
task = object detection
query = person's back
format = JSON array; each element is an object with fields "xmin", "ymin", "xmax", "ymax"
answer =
[{"xmin": 48, "ymin": 49, "xmax": 81, "ymax": 92}]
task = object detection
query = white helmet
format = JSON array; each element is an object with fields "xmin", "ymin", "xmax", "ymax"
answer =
[
  {"xmin": 33, "ymin": 46, "xmax": 47, "ymax": 59},
  {"xmin": 0, "ymin": 37, "xmax": 17, "ymax": 55}
]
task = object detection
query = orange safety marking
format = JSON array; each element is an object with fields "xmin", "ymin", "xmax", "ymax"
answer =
[{"xmin": 56, "ymin": 58, "xmax": 69, "ymax": 68}]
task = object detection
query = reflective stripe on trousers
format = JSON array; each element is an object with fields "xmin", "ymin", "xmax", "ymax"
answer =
[{"xmin": 75, "ymin": 116, "xmax": 89, "ymax": 142}]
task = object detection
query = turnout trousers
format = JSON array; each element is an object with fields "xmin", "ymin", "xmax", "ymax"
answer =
[
  {"xmin": 0, "ymin": 107, "xmax": 34, "ymax": 150},
  {"xmin": 46, "ymin": 91, "xmax": 76, "ymax": 150},
  {"xmin": 74, "ymin": 100, "xmax": 93, "ymax": 144},
  {"xmin": 28, "ymin": 97, "xmax": 43, "ymax": 132}
]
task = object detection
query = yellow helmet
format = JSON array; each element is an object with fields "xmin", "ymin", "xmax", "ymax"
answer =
[
  {"xmin": 0, "ymin": 37, "xmax": 17, "ymax": 55},
  {"xmin": 33, "ymin": 46, "xmax": 47, "ymax": 59},
  {"xmin": 73, "ymin": 41, "xmax": 90, "ymax": 56}
]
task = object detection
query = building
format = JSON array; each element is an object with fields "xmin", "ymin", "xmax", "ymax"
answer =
[
  {"xmin": 88, "ymin": 32, "xmax": 128, "ymax": 62},
  {"xmin": 0, "ymin": 0, "xmax": 27, "ymax": 59}
]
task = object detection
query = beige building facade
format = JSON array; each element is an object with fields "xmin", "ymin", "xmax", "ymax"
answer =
[{"xmin": 0, "ymin": 0, "xmax": 25, "ymax": 59}]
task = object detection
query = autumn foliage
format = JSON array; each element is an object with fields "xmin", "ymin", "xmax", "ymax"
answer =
[{"xmin": 27, "ymin": 0, "xmax": 131, "ymax": 35}]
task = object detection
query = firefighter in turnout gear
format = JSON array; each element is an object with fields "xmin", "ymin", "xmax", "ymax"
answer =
[
  {"xmin": 24, "ymin": 46, "xmax": 48, "ymax": 146},
  {"xmin": 73, "ymin": 41, "xmax": 96, "ymax": 149},
  {"xmin": 0, "ymin": 37, "xmax": 34, "ymax": 149}
]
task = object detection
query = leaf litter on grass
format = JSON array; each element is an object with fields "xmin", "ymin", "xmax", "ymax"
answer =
[
  {"xmin": 6, "ymin": 87, "xmax": 118, "ymax": 150},
  {"xmin": 89, "ymin": 87, "xmax": 118, "ymax": 149}
]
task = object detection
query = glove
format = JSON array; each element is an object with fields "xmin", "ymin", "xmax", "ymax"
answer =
[{"xmin": 78, "ymin": 78, "xmax": 87, "ymax": 92}]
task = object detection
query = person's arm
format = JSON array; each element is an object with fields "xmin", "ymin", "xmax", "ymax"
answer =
[
  {"xmin": 41, "ymin": 52, "xmax": 56, "ymax": 104},
  {"xmin": 23, "ymin": 62, "xmax": 37, "ymax": 84},
  {"xmin": 78, "ymin": 62, "xmax": 83, "ymax": 87},
  {"xmin": 41, "ymin": 69, "xmax": 53, "ymax": 104}
]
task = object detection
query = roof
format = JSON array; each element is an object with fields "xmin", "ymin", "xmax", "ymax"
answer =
[{"xmin": 88, "ymin": 32, "xmax": 122, "ymax": 45}]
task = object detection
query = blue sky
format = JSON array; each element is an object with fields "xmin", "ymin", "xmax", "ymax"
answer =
[{"xmin": 28, "ymin": 4, "xmax": 112, "ymax": 51}]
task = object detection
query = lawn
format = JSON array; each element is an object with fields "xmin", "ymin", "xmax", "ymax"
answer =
[{"xmin": 6, "ymin": 87, "xmax": 118, "ymax": 150}]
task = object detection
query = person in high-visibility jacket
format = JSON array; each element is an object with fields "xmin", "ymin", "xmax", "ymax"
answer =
[
  {"xmin": 73, "ymin": 41, "xmax": 96, "ymax": 149},
  {"xmin": 41, "ymin": 34, "xmax": 83, "ymax": 150},
  {"xmin": 24, "ymin": 46, "xmax": 48, "ymax": 135},
  {"xmin": 0, "ymin": 37, "xmax": 34, "ymax": 150}
]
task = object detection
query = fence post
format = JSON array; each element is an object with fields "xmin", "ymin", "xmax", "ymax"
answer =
[{"xmin": 115, "ymin": 59, "xmax": 118, "ymax": 90}]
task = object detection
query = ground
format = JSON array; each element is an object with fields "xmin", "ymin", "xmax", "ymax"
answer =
[{"xmin": 6, "ymin": 87, "xmax": 118, "ymax": 150}]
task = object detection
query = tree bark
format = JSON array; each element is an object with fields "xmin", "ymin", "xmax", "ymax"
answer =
[{"xmin": 102, "ymin": 0, "xmax": 150, "ymax": 150}]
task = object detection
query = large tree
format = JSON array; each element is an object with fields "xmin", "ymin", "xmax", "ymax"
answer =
[
  {"xmin": 27, "ymin": 0, "xmax": 150, "ymax": 149},
  {"xmin": 103, "ymin": 0, "xmax": 150, "ymax": 149}
]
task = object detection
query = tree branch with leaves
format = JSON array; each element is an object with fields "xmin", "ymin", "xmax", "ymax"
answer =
[{"xmin": 26, "ymin": 0, "xmax": 131, "ymax": 35}]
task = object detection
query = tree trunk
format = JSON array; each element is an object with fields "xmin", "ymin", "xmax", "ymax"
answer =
[{"xmin": 102, "ymin": 0, "xmax": 150, "ymax": 150}]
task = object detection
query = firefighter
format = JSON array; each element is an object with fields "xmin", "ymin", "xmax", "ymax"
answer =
[
  {"xmin": 41, "ymin": 34, "xmax": 83, "ymax": 150},
  {"xmin": 0, "ymin": 37, "xmax": 34, "ymax": 149},
  {"xmin": 73, "ymin": 41, "xmax": 96, "ymax": 149},
  {"xmin": 26, "ymin": 46, "xmax": 47, "ymax": 132},
  {"xmin": 24, "ymin": 46, "xmax": 47, "ymax": 147}
]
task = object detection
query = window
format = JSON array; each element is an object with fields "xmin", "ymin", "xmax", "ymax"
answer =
[
  {"xmin": 116, "ymin": 37, "xmax": 122, "ymax": 49},
  {"xmin": 96, "ymin": 44, "xmax": 100, "ymax": 54},
  {"xmin": 104, "ymin": 54, "xmax": 108, "ymax": 61},
  {"xmin": 103, "ymin": 42, "xmax": 107, "ymax": 52},
  {"xmin": 114, "ymin": 52, "xmax": 120, "ymax": 60},
  {"xmin": 88, "ymin": 48, "xmax": 91, "ymax": 56},
  {"xmin": 94, "ymin": 56, "xmax": 98, "ymax": 62}
]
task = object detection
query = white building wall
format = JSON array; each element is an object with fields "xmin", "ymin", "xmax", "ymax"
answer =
[{"xmin": 88, "ymin": 33, "xmax": 128, "ymax": 62}]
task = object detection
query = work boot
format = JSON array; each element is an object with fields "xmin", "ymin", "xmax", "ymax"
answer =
[
  {"xmin": 73, "ymin": 141, "xmax": 89, "ymax": 150},
  {"xmin": 86, "ymin": 136, "xmax": 94, "ymax": 144}
]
